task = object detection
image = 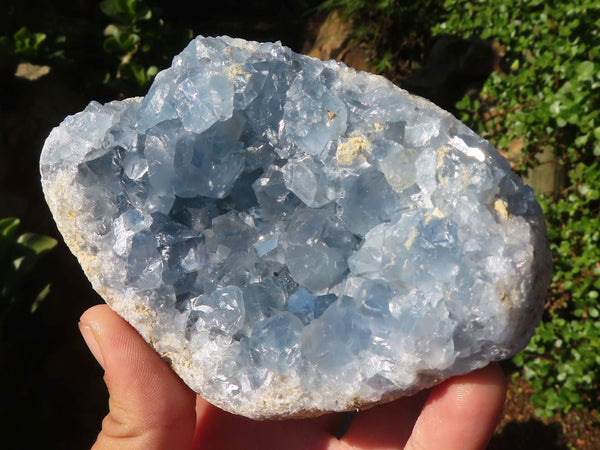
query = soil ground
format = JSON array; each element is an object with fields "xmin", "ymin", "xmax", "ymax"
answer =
[{"xmin": 489, "ymin": 369, "xmax": 600, "ymax": 449}]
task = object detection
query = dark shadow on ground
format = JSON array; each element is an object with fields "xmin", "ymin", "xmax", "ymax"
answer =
[
  {"xmin": 402, "ymin": 36, "xmax": 499, "ymax": 113},
  {"xmin": 488, "ymin": 419, "xmax": 567, "ymax": 450}
]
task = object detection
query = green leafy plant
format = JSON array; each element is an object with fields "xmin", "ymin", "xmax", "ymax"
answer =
[
  {"xmin": 319, "ymin": 0, "xmax": 445, "ymax": 77},
  {"xmin": 100, "ymin": 0, "xmax": 160, "ymax": 89},
  {"xmin": 513, "ymin": 162, "xmax": 600, "ymax": 417},
  {"xmin": 0, "ymin": 24, "xmax": 68, "ymax": 73},
  {"xmin": 0, "ymin": 218, "xmax": 57, "ymax": 333},
  {"xmin": 11, "ymin": 26, "xmax": 47, "ymax": 58},
  {"xmin": 0, "ymin": 26, "xmax": 48, "ymax": 62},
  {"xmin": 433, "ymin": 0, "xmax": 600, "ymax": 417},
  {"xmin": 434, "ymin": 0, "xmax": 600, "ymax": 172},
  {"xmin": 100, "ymin": 0, "xmax": 191, "ymax": 93}
]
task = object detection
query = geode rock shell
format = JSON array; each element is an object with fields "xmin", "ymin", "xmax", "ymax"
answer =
[{"xmin": 40, "ymin": 36, "xmax": 551, "ymax": 419}]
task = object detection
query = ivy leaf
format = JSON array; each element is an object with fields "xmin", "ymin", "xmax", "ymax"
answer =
[
  {"xmin": 120, "ymin": 61, "xmax": 147, "ymax": 87},
  {"xmin": 12, "ymin": 26, "xmax": 46, "ymax": 58},
  {"xmin": 103, "ymin": 30, "xmax": 140, "ymax": 55},
  {"xmin": 100, "ymin": 0, "xmax": 136, "ymax": 24},
  {"xmin": 30, "ymin": 284, "xmax": 51, "ymax": 313},
  {"xmin": 0, "ymin": 218, "xmax": 20, "ymax": 274},
  {"xmin": 576, "ymin": 61, "xmax": 595, "ymax": 81},
  {"xmin": 12, "ymin": 233, "xmax": 57, "ymax": 276},
  {"xmin": 16, "ymin": 233, "xmax": 57, "ymax": 256},
  {"xmin": 0, "ymin": 218, "xmax": 20, "ymax": 240}
]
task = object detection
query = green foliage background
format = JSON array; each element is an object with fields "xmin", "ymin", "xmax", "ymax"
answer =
[
  {"xmin": 325, "ymin": 0, "xmax": 600, "ymax": 418},
  {"xmin": 434, "ymin": 0, "xmax": 600, "ymax": 418},
  {"xmin": 319, "ymin": 0, "xmax": 444, "ymax": 74},
  {"xmin": 0, "ymin": 218, "xmax": 56, "ymax": 333}
]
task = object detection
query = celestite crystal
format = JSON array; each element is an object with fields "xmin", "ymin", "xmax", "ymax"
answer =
[{"xmin": 40, "ymin": 36, "xmax": 551, "ymax": 419}]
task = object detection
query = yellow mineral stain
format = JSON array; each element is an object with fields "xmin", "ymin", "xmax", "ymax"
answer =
[
  {"xmin": 405, "ymin": 227, "xmax": 419, "ymax": 249},
  {"xmin": 432, "ymin": 207, "xmax": 445, "ymax": 218},
  {"xmin": 327, "ymin": 110, "xmax": 337, "ymax": 120},
  {"xmin": 225, "ymin": 64, "xmax": 244, "ymax": 80},
  {"xmin": 437, "ymin": 146, "xmax": 448, "ymax": 167},
  {"xmin": 424, "ymin": 207, "xmax": 445, "ymax": 225},
  {"xmin": 336, "ymin": 136, "xmax": 370, "ymax": 166},
  {"xmin": 494, "ymin": 198, "xmax": 509, "ymax": 220}
]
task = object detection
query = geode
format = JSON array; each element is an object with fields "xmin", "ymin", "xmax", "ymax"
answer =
[{"xmin": 40, "ymin": 36, "xmax": 551, "ymax": 419}]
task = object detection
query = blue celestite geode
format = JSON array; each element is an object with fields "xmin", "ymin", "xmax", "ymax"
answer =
[{"xmin": 40, "ymin": 36, "xmax": 551, "ymax": 419}]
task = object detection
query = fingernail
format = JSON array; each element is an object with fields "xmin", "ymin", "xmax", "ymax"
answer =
[{"xmin": 78, "ymin": 322, "xmax": 105, "ymax": 370}]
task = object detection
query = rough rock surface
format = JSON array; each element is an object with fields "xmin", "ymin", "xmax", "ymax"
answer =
[{"xmin": 40, "ymin": 36, "xmax": 551, "ymax": 419}]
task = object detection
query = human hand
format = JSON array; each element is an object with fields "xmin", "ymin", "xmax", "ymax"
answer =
[{"xmin": 79, "ymin": 304, "xmax": 506, "ymax": 450}]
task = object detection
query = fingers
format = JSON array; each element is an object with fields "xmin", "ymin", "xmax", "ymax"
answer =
[
  {"xmin": 192, "ymin": 365, "xmax": 505, "ymax": 450},
  {"xmin": 79, "ymin": 305, "xmax": 197, "ymax": 450},
  {"xmin": 192, "ymin": 396, "xmax": 341, "ymax": 450},
  {"xmin": 405, "ymin": 363, "xmax": 506, "ymax": 450},
  {"xmin": 334, "ymin": 364, "xmax": 506, "ymax": 450},
  {"xmin": 79, "ymin": 304, "xmax": 506, "ymax": 450},
  {"xmin": 332, "ymin": 390, "xmax": 430, "ymax": 449}
]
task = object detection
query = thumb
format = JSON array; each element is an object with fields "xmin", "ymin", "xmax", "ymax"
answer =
[{"xmin": 79, "ymin": 305, "xmax": 197, "ymax": 450}]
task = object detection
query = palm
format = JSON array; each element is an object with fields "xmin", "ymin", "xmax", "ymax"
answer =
[
  {"xmin": 192, "ymin": 391, "xmax": 428, "ymax": 449},
  {"xmin": 80, "ymin": 305, "xmax": 505, "ymax": 450}
]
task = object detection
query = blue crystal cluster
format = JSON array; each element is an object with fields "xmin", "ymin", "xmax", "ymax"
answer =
[{"xmin": 41, "ymin": 36, "xmax": 551, "ymax": 418}]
